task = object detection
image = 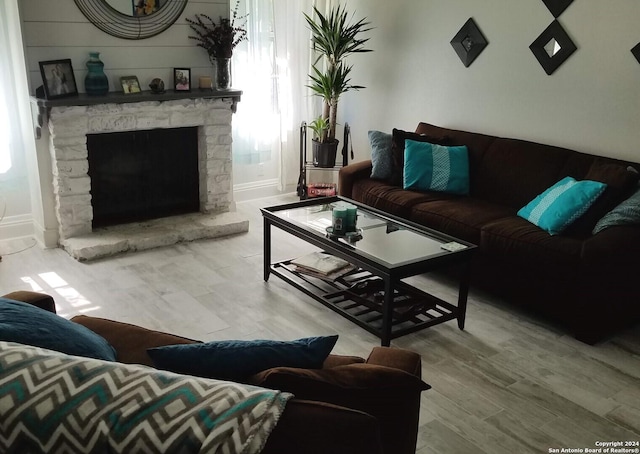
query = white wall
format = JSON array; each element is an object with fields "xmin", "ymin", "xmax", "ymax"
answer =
[
  {"xmin": 21, "ymin": 0, "xmax": 229, "ymax": 95},
  {"xmin": 340, "ymin": 0, "xmax": 640, "ymax": 164},
  {"xmin": 5, "ymin": 0, "xmax": 640, "ymax": 242}
]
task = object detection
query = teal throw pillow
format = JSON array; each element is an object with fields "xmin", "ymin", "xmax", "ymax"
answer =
[
  {"xmin": 0, "ymin": 297, "xmax": 116, "ymax": 361},
  {"xmin": 592, "ymin": 185, "xmax": 640, "ymax": 234},
  {"xmin": 369, "ymin": 130, "xmax": 393, "ymax": 180},
  {"xmin": 518, "ymin": 177, "xmax": 607, "ymax": 235},
  {"xmin": 403, "ymin": 139, "xmax": 470, "ymax": 195},
  {"xmin": 148, "ymin": 335, "xmax": 339, "ymax": 380}
]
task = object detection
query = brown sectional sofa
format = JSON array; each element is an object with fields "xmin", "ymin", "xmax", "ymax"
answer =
[
  {"xmin": 2, "ymin": 290, "xmax": 429, "ymax": 454},
  {"xmin": 339, "ymin": 122, "xmax": 640, "ymax": 344}
]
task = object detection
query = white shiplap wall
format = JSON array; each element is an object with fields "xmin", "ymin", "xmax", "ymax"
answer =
[{"xmin": 21, "ymin": 0, "xmax": 230, "ymax": 95}]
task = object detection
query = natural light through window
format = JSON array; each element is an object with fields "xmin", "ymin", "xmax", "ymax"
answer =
[
  {"xmin": 0, "ymin": 69, "xmax": 12, "ymax": 174},
  {"xmin": 20, "ymin": 272, "xmax": 101, "ymax": 316}
]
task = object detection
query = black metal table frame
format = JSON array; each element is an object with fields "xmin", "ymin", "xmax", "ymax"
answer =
[{"xmin": 261, "ymin": 196, "xmax": 476, "ymax": 346}]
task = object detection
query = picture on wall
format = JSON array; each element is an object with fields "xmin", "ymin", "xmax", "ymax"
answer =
[
  {"xmin": 174, "ymin": 68, "xmax": 191, "ymax": 92},
  {"xmin": 38, "ymin": 59, "xmax": 78, "ymax": 100},
  {"xmin": 133, "ymin": 0, "xmax": 160, "ymax": 16},
  {"xmin": 121, "ymin": 76, "xmax": 142, "ymax": 94}
]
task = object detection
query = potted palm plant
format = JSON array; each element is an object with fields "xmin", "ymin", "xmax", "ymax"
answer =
[{"xmin": 304, "ymin": 5, "xmax": 371, "ymax": 167}]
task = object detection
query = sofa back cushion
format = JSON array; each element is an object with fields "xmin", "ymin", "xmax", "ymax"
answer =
[{"xmin": 474, "ymin": 138, "xmax": 574, "ymax": 209}]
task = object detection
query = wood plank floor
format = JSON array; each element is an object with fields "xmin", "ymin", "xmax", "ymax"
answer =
[{"xmin": 1, "ymin": 194, "xmax": 639, "ymax": 453}]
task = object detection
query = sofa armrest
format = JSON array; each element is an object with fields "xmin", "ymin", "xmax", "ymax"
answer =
[
  {"xmin": 581, "ymin": 225, "xmax": 640, "ymax": 264},
  {"xmin": 2, "ymin": 291, "xmax": 56, "ymax": 313},
  {"xmin": 339, "ymin": 160, "xmax": 372, "ymax": 198},
  {"xmin": 365, "ymin": 346, "xmax": 423, "ymax": 378},
  {"xmin": 263, "ymin": 399, "xmax": 383, "ymax": 454}
]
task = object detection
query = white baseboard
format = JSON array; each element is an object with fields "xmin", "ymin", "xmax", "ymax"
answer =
[
  {"xmin": 233, "ymin": 179, "xmax": 287, "ymax": 202},
  {"xmin": 0, "ymin": 214, "xmax": 34, "ymax": 241}
]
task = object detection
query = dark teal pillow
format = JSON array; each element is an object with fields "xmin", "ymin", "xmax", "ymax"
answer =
[
  {"xmin": 368, "ymin": 130, "xmax": 393, "ymax": 180},
  {"xmin": 148, "ymin": 335, "xmax": 339, "ymax": 380},
  {"xmin": 403, "ymin": 139, "xmax": 470, "ymax": 195},
  {"xmin": 518, "ymin": 177, "xmax": 607, "ymax": 235},
  {"xmin": 0, "ymin": 298, "xmax": 116, "ymax": 361}
]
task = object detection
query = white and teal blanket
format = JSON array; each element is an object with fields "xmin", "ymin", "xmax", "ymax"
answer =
[{"xmin": 0, "ymin": 341, "xmax": 292, "ymax": 454}]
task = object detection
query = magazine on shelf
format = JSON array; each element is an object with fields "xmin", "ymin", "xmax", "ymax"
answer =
[
  {"xmin": 291, "ymin": 251, "xmax": 350, "ymax": 275},
  {"xmin": 293, "ymin": 263, "xmax": 357, "ymax": 281}
]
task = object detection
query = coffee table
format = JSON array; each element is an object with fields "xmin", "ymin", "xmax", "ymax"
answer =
[{"xmin": 261, "ymin": 196, "xmax": 476, "ymax": 346}]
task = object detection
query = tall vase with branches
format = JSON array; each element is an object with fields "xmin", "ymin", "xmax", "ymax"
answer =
[
  {"xmin": 304, "ymin": 5, "xmax": 372, "ymax": 144},
  {"xmin": 186, "ymin": 0, "xmax": 248, "ymax": 89}
]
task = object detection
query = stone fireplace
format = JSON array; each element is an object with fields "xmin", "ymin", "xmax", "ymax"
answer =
[{"xmin": 37, "ymin": 92, "xmax": 248, "ymax": 261}]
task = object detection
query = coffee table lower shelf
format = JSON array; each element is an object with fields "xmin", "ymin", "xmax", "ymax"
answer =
[{"xmin": 270, "ymin": 260, "xmax": 463, "ymax": 345}]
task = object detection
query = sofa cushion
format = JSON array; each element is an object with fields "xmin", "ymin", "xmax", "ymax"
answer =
[
  {"xmin": 410, "ymin": 198, "xmax": 513, "ymax": 244},
  {"xmin": 517, "ymin": 177, "xmax": 607, "ymax": 235},
  {"xmin": 403, "ymin": 140, "xmax": 470, "ymax": 195},
  {"xmin": 0, "ymin": 298, "xmax": 116, "ymax": 361},
  {"xmin": 390, "ymin": 128, "xmax": 450, "ymax": 186},
  {"xmin": 368, "ymin": 130, "xmax": 394, "ymax": 180},
  {"xmin": 480, "ymin": 216, "xmax": 583, "ymax": 268},
  {"xmin": 148, "ymin": 335, "xmax": 339, "ymax": 381},
  {"xmin": 71, "ymin": 315, "xmax": 198, "ymax": 366},
  {"xmin": 351, "ymin": 179, "xmax": 452, "ymax": 219}
]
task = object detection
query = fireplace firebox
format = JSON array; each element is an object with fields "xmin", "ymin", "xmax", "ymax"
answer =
[{"xmin": 87, "ymin": 127, "xmax": 199, "ymax": 228}]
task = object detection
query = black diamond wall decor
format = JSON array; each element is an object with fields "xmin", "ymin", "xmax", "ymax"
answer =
[
  {"xmin": 450, "ymin": 18, "xmax": 488, "ymax": 68},
  {"xmin": 542, "ymin": 0, "xmax": 574, "ymax": 18},
  {"xmin": 530, "ymin": 20, "xmax": 577, "ymax": 75},
  {"xmin": 632, "ymin": 43, "xmax": 640, "ymax": 65}
]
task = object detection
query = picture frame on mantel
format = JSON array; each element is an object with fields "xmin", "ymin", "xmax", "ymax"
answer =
[
  {"xmin": 38, "ymin": 59, "xmax": 78, "ymax": 100},
  {"xmin": 174, "ymin": 68, "xmax": 191, "ymax": 92},
  {"xmin": 121, "ymin": 75, "xmax": 141, "ymax": 94}
]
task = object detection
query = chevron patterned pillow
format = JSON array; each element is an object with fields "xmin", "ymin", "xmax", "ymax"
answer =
[{"xmin": 0, "ymin": 341, "xmax": 292, "ymax": 454}]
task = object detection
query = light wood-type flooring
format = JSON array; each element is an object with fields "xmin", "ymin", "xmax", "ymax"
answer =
[{"xmin": 1, "ymin": 194, "xmax": 639, "ymax": 453}]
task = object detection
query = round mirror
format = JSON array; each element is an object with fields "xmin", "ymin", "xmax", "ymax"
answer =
[{"xmin": 74, "ymin": 0, "xmax": 187, "ymax": 40}]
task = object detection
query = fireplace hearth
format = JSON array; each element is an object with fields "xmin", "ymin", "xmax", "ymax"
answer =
[{"xmin": 34, "ymin": 91, "xmax": 248, "ymax": 260}]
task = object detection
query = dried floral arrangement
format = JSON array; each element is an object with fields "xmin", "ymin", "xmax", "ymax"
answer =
[{"xmin": 186, "ymin": 0, "xmax": 248, "ymax": 59}]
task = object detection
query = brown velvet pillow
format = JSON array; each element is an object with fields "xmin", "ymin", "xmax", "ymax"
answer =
[
  {"xmin": 565, "ymin": 162, "xmax": 640, "ymax": 236},
  {"xmin": 390, "ymin": 128, "xmax": 450, "ymax": 186}
]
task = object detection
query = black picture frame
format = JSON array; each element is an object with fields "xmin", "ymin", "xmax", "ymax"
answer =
[
  {"xmin": 632, "ymin": 43, "xmax": 640, "ymax": 65},
  {"xmin": 174, "ymin": 68, "xmax": 191, "ymax": 92},
  {"xmin": 38, "ymin": 59, "xmax": 78, "ymax": 100},
  {"xmin": 541, "ymin": 0, "xmax": 573, "ymax": 18},
  {"xmin": 530, "ymin": 20, "xmax": 577, "ymax": 75},
  {"xmin": 450, "ymin": 18, "xmax": 488, "ymax": 68},
  {"xmin": 120, "ymin": 75, "xmax": 142, "ymax": 94}
]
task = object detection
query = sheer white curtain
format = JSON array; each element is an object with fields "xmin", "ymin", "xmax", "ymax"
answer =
[
  {"xmin": 0, "ymin": 11, "xmax": 15, "ymax": 174},
  {"xmin": 232, "ymin": 0, "xmax": 328, "ymax": 192}
]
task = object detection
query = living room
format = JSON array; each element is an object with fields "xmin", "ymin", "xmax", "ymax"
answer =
[{"xmin": 1, "ymin": 0, "xmax": 639, "ymax": 453}]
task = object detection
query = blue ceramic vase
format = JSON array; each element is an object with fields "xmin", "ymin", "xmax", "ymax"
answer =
[{"xmin": 85, "ymin": 52, "xmax": 109, "ymax": 96}]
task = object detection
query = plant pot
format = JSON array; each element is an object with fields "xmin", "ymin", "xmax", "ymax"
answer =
[{"xmin": 312, "ymin": 139, "xmax": 339, "ymax": 168}]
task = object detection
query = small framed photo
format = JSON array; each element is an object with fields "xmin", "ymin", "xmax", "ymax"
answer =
[
  {"xmin": 174, "ymin": 68, "xmax": 191, "ymax": 92},
  {"xmin": 120, "ymin": 75, "xmax": 141, "ymax": 94},
  {"xmin": 133, "ymin": 0, "xmax": 160, "ymax": 16},
  {"xmin": 38, "ymin": 59, "xmax": 78, "ymax": 99}
]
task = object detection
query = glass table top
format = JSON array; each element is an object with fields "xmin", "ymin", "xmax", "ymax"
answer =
[{"xmin": 267, "ymin": 199, "xmax": 471, "ymax": 267}]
